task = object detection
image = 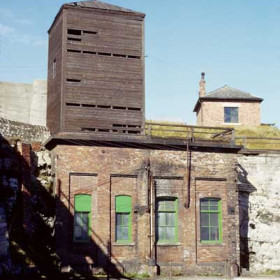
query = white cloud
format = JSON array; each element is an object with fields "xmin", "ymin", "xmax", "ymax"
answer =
[{"xmin": 0, "ymin": 23, "xmax": 15, "ymax": 36}]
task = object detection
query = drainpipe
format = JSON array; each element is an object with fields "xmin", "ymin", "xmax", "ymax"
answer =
[
  {"xmin": 146, "ymin": 159, "xmax": 156, "ymax": 267},
  {"xmin": 186, "ymin": 139, "xmax": 191, "ymax": 208},
  {"xmin": 150, "ymin": 172, "xmax": 153, "ymax": 259}
]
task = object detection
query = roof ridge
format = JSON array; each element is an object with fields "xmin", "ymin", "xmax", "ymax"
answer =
[
  {"xmin": 206, "ymin": 85, "xmax": 262, "ymax": 99},
  {"xmin": 67, "ymin": 0, "xmax": 145, "ymax": 15}
]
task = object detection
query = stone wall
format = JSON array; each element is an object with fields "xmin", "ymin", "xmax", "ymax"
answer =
[
  {"xmin": 0, "ymin": 80, "xmax": 47, "ymax": 126},
  {"xmin": 0, "ymin": 202, "xmax": 10, "ymax": 274},
  {"xmin": 197, "ymin": 101, "xmax": 261, "ymax": 126},
  {"xmin": 0, "ymin": 125, "xmax": 53, "ymax": 276},
  {"xmin": 238, "ymin": 153, "xmax": 280, "ymax": 274},
  {"xmin": 0, "ymin": 118, "xmax": 50, "ymax": 144}
]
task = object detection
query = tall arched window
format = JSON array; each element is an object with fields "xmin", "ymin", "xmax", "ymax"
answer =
[
  {"xmin": 74, "ymin": 194, "xmax": 91, "ymax": 242},
  {"xmin": 115, "ymin": 195, "xmax": 132, "ymax": 243}
]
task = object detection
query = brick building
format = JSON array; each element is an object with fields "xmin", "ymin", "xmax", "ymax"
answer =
[
  {"xmin": 194, "ymin": 73, "xmax": 263, "ymax": 126},
  {"xmin": 45, "ymin": 1, "xmax": 242, "ymax": 277}
]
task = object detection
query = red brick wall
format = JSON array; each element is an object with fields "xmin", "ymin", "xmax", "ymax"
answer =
[
  {"xmin": 197, "ymin": 100, "xmax": 261, "ymax": 126},
  {"xmin": 53, "ymin": 145, "xmax": 239, "ymax": 276}
]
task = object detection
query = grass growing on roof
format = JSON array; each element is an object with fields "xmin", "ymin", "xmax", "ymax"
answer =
[{"xmin": 145, "ymin": 120, "xmax": 280, "ymax": 150}]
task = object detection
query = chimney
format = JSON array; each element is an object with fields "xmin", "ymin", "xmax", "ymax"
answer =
[{"xmin": 199, "ymin": 72, "xmax": 206, "ymax": 97}]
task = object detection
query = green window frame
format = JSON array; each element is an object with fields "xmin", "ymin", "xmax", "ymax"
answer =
[
  {"xmin": 74, "ymin": 194, "xmax": 91, "ymax": 242},
  {"xmin": 156, "ymin": 197, "xmax": 178, "ymax": 244},
  {"xmin": 200, "ymin": 198, "xmax": 222, "ymax": 244},
  {"xmin": 115, "ymin": 195, "xmax": 132, "ymax": 243}
]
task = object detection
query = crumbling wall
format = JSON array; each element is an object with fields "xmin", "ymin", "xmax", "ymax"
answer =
[
  {"xmin": 0, "ymin": 202, "xmax": 10, "ymax": 274},
  {"xmin": 238, "ymin": 153, "xmax": 280, "ymax": 274},
  {"xmin": 0, "ymin": 123, "xmax": 54, "ymax": 276},
  {"xmin": 0, "ymin": 118, "xmax": 50, "ymax": 143}
]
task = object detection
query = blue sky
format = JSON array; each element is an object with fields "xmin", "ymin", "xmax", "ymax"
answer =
[{"xmin": 0, "ymin": 0, "xmax": 279, "ymax": 126}]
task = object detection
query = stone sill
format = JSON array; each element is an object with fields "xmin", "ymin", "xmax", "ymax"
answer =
[
  {"xmin": 222, "ymin": 122, "xmax": 241, "ymax": 125},
  {"xmin": 198, "ymin": 242, "xmax": 225, "ymax": 247},
  {"xmin": 157, "ymin": 242, "xmax": 181, "ymax": 247},
  {"xmin": 113, "ymin": 242, "xmax": 135, "ymax": 246}
]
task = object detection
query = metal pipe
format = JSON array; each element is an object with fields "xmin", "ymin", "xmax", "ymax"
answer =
[
  {"xmin": 186, "ymin": 140, "xmax": 191, "ymax": 208},
  {"xmin": 150, "ymin": 172, "xmax": 153, "ymax": 259}
]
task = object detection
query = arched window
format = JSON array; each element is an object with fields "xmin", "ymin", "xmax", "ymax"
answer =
[
  {"xmin": 74, "ymin": 194, "xmax": 91, "ymax": 242},
  {"xmin": 156, "ymin": 197, "xmax": 178, "ymax": 244},
  {"xmin": 200, "ymin": 198, "xmax": 222, "ymax": 243},
  {"xmin": 115, "ymin": 195, "xmax": 132, "ymax": 243}
]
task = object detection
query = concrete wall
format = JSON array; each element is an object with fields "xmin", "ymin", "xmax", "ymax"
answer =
[
  {"xmin": 0, "ymin": 80, "xmax": 47, "ymax": 126},
  {"xmin": 197, "ymin": 101, "xmax": 261, "ymax": 126},
  {"xmin": 238, "ymin": 153, "xmax": 280, "ymax": 274}
]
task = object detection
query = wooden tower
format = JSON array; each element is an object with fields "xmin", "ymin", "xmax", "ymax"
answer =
[{"xmin": 47, "ymin": 1, "xmax": 145, "ymax": 135}]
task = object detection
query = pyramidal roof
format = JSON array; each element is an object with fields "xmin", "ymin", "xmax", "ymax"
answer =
[
  {"xmin": 193, "ymin": 85, "xmax": 263, "ymax": 112},
  {"xmin": 66, "ymin": 0, "xmax": 144, "ymax": 15},
  {"xmin": 204, "ymin": 85, "xmax": 263, "ymax": 101}
]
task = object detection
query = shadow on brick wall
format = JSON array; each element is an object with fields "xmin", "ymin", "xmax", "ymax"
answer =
[
  {"xmin": 0, "ymin": 134, "xmax": 128, "ymax": 279},
  {"xmin": 237, "ymin": 163, "xmax": 256, "ymax": 272}
]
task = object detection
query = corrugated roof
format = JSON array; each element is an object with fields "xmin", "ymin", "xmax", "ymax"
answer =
[
  {"xmin": 66, "ymin": 0, "xmax": 144, "ymax": 15},
  {"xmin": 204, "ymin": 85, "xmax": 263, "ymax": 101},
  {"xmin": 193, "ymin": 85, "xmax": 263, "ymax": 112}
]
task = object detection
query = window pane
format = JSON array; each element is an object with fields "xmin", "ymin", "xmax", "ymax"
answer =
[
  {"xmin": 209, "ymin": 200, "xmax": 218, "ymax": 205},
  {"xmin": 224, "ymin": 107, "xmax": 238, "ymax": 123},
  {"xmin": 74, "ymin": 212, "xmax": 89, "ymax": 241},
  {"xmin": 166, "ymin": 227, "xmax": 175, "ymax": 241},
  {"xmin": 116, "ymin": 213, "xmax": 122, "ymax": 226},
  {"xmin": 210, "ymin": 213, "xmax": 219, "ymax": 227},
  {"xmin": 231, "ymin": 108, "xmax": 238, "ymax": 123},
  {"xmin": 122, "ymin": 213, "xmax": 129, "ymax": 225},
  {"xmin": 116, "ymin": 226, "xmax": 122, "ymax": 240},
  {"xmin": 166, "ymin": 213, "xmax": 175, "ymax": 226},
  {"xmin": 122, "ymin": 227, "xmax": 129, "ymax": 240},
  {"xmin": 116, "ymin": 213, "xmax": 130, "ymax": 241},
  {"xmin": 158, "ymin": 227, "xmax": 164, "ymax": 240},
  {"xmin": 74, "ymin": 225, "xmax": 82, "ymax": 239},
  {"xmin": 210, "ymin": 205, "xmax": 219, "ymax": 211},
  {"xmin": 201, "ymin": 200, "xmax": 208, "ymax": 207},
  {"xmin": 201, "ymin": 200, "xmax": 209, "ymax": 211},
  {"xmin": 157, "ymin": 200, "xmax": 165, "ymax": 211},
  {"xmin": 210, "ymin": 227, "xmax": 219, "ymax": 240},
  {"xmin": 165, "ymin": 201, "xmax": 174, "ymax": 211},
  {"xmin": 201, "ymin": 227, "xmax": 209, "ymax": 241},
  {"xmin": 157, "ymin": 213, "xmax": 166, "ymax": 226},
  {"xmin": 201, "ymin": 213, "xmax": 209, "ymax": 227},
  {"xmin": 209, "ymin": 200, "xmax": 218, "ymax": 210},
  {"xmin": 76, "ymin": 214, "xmax": 83, "ymax": 226}
]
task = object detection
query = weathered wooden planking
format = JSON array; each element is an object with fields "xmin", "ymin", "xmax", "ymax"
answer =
[
  {"xmin": 47, "ymin": 13, "xmax": 63, "ymax": 134},
  {"xmin": 47, "ymin": 4, "xmax": 145, "ymax": 135}
]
